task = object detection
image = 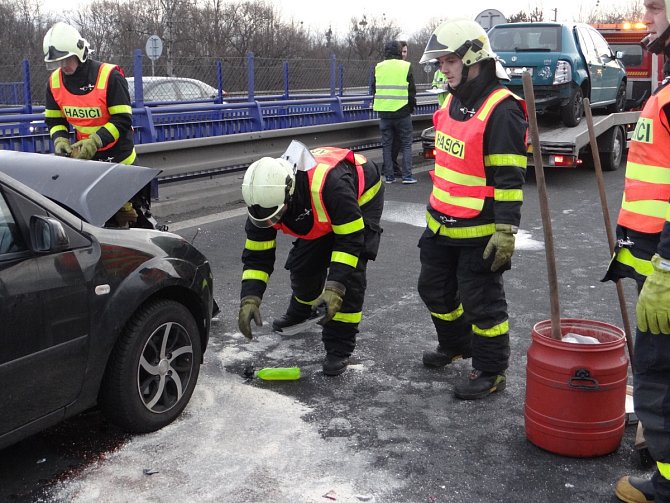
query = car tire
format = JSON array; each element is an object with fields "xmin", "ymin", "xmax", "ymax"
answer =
[
  {"xmin": 608, "ymin": 82, "xmax": 626, "ymax": 113},
  {"xmin": 99, "ymin": 299, "xmax": 202, "ymax": 433},
  {"xmin": 600, "ymin": 126, "xmax": 625, "ymax": 172},
  {"xmin": 560, "ymin": 86, "xmax": 584, "ymax": 127}
]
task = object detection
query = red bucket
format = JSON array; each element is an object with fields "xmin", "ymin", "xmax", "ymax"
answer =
[{"xmin": 525, "ymin": 318, "xmax": 628, "ymax": 457}]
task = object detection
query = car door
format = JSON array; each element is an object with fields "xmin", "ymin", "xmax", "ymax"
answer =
[
  {"xmin": 0, "ymin": 184, "xmax": 90, "ymax": 435},
  {"xmin": 588, "ymin": 27, "xmax": 623, "ymax": 104},
  {"xmin": 576, "ymin": 26, "xmax": 604, "ymax": 104}
]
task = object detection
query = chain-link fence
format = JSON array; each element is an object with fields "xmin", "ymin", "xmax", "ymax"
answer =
[{"xmin": 2, "ymin": 52, "xmax": 435, "ymax": 108}]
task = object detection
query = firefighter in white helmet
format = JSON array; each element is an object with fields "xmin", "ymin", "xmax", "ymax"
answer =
[
  {"xmin": 416, "ymin": 19, "xmax": 528, "ymax": 400},
  {"xmin": 43, "ymin": 22, "xmax": 140, "ymax": 227},
  {"xmin": 609, "ymin": 1, "xmax": 670, "ymax": 502},
  {"xmin": 238, "ymin": 142, "xmax": 384, "ymax": 376}
]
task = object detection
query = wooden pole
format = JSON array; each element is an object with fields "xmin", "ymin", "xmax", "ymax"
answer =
[
  {"xmin": 522, "ymin": 72, "xmax": 562, "ymax": 340},
  {"xmin": 583, "ymin": 99, "xmax": 635, "ymax": 370}
]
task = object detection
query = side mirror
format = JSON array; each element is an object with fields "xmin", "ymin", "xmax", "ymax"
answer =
[
  {"xmin": 30, "ymin": 215, "xmax": 70, "ymax": 253},
  {"xmin": 615, "ymin": 50, "xmax": 624, "ymax": 60}
]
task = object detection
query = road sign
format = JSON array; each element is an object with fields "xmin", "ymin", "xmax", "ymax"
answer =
[
  {"xmin": 145, "ymin": 35, "xmax": 163, "ymax": 61},
  {"xmin": 475, "ymin": 9, "xmax": 507, "ymax": 30}
]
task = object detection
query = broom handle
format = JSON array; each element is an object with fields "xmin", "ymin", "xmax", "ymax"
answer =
[
  {"xmin": 583, "ymin": 99, "xmax": 635, "ymax": 370},
  {"xmin": 522, "ymin": 73, "xmax": 562, "ymax": 340}
]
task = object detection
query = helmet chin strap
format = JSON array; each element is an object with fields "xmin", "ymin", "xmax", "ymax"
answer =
[
  {"xmin": 642, "ymin": 24, "xmax": 670, "ymax": 54},
  {"xmin": 461, "ymin": 64, "xmax": 470, "ymax": 83}
]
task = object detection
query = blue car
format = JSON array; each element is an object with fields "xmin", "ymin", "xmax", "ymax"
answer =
[{"xmin": 488, "ymin": 22, "xmax": 627, "ymax": 126}]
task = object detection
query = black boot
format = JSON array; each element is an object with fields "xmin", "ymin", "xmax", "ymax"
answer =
[
  {"xmin": 422, "ymin": 345, "xmax": 472, "ymax": 368},
  {"xmin": 323, "ymin": 354, "xmax": 349, "ymax": 376},
  {"xmin": 272, "ymin": 312, "xmax": 320, "ymax": 335},
  {"xmin": 615, "ymin": 475, "xmax": 655, "ymax": 503},
  {"xmin": 454, "ymin": 369, "xmax": 505, "ymax": 400}
]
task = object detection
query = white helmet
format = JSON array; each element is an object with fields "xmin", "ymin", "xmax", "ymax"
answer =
[
  {"xmin": 420, "ymin": 19, "xmax": 508, "ymax": 80},
  {"xmin": 242, "ymin": 157, "xmax": 295, "ymax": 228},
  {"xmin": 43, "ymin": 22, "xmax": 90, "ymax": 70}
]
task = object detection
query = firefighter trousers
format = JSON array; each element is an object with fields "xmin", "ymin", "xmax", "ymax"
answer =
[{"xmin": 417, "ymin": 232, "xmax": 511, "ymax": 373}]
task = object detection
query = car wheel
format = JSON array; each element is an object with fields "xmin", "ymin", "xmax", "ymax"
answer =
[
  {"xmin": 99, "ymin": 299, "xmax": 202, "ymax": 433},
  {"xmin": 608, "ymin": 82, "xmax": 626, "ymax": 113},
  {"xmin": 601, "ymin": 126, "xmax": 625, "ymax": 172},
  {"xmin": 560, "ymin": 86, "xmax": 584, "ymax": 127}
]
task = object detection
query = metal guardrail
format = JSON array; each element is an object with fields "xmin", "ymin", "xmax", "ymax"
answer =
[{"xmin": 138, "ymin": 115, "xmax": 434, "ymax": 181}]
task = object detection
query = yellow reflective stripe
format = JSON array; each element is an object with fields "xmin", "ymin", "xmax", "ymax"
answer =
[
  {"xmin": 615, "ymin": 248, "xmax": 654, "ymax": 277},
  {"xmin": 431, "ymin": 304, "xmax": 464, "ymax": 321},
  {"xmin": 435, "ymin": 164, "xmax": 486, "ymax": 186},
  {"xmin": 49, "ymin": 125, "xmax": 68, "ymax": 136},
  {"xmin": 667, "ymin": 204, "xmax": 670, "ymax": 222},
  {"xmin": 103, "ymin": 122, "xmax": 120, "ymax": 141},
  {"xmin": 484, "ymin": 154, "xmax": 527, "ymax": 168},
  {"xmin": 426, "ymin": 211, "xmax": 496, "ymax": 238},
  {"xmin": 432, "ymin": 186, "xmax": 483, "ymax": 210},
  {"xmin": 333, "ymin": 311, "xmax": 362, "ymax": 324},
  {"xmin": 332, "ymin": 217, "xmax": 364, "ymax": 235},
  {"xmin": 97, "ymin": 63, "xmax": 115, "ymax": 89},
  {"xmin": 45, "ymin": 108, "xmax": 63, "ymax": 118},
  {"xmin": 331, "ymin": 251, "xmax": 359, "ymax": 268},
  {"xmin": 120, "ymin": 149, "xmax": 137, "ymax": 165},
  {"xmin": 621, "ymin": 198, "xmax": 668, "ymax": 221},
  {"xmin": 473, "ymin": 320, "xmax": 509, "ymax": 337},
  {"xmin": 476, "ymin": 88, "xmax": 510, "ymax": 121},
  {"xmin": 294, "ymin": 295, "xmax": 316, "ymax": 306},
  {"xmin": 245, "ymin": 239, "xmax": 277, "ymax": 251},
  {"xmin": 625, "ymin": 161, "xmax": 670, "ymax": 183},
  {"xmin": 658, "ymin": 461, "xmax": 670, "ymax": 480},
  {"xmin": 311, "ymin": 163, "xmax": 329, "ymax": 222},
  {"xmin": 108, "ymin": 104, "xmax": 132, "ymax": 115},
  {"xmin": 242, "ymin": 269, "xmax": 269, "ymax": 283},
  {"xmin": 76, "ymin": 125, "xmax": 99, "ymax": 134},
  {"xmin": 50, "ymin": 70, "xmax": 60, "ymax": 89},
  {"xmin": 494, "ymin": 188, "xmax": 523, "ymax": 202},
  {"xmin": 358, "ymin": 178, "xmax": 382, "ymax": 206}
]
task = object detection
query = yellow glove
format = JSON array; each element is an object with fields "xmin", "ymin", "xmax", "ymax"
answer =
[
  {"xmin": 53, "ymin": 137, "xmax": 72, "ymax": 156},
  {"xmin": 72, "ymin": 133, "xmax": 103, "ymax": 160},
  {"xmin": 636, "ymin": 254, "xmax": 670, "ymax": 335},
  {"xmin": 483, "ymin": 224, "xmax": 517, "ymax": 272},
  {"xmin": 313, "ymin": 281, "xmax": 345, "ymax": 326},
  {"xmin": 238, "ymin": 296, "xmax": 262, "ymax": 339}
]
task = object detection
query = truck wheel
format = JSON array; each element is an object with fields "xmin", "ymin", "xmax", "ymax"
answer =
[
  {"xmin": 560, "ymin": 87, "xmax": 584, "ymax": 127},
  {"xmin": 608, "ymin": 82, "xmax": 626, "ymax": 113},
  {"xmin": 99, "ymin": 299, "xmax": 202, "ymax": 433},
  {"xmin": 601, "ymin": 126, "xmax": 625, "ymax": 171}
]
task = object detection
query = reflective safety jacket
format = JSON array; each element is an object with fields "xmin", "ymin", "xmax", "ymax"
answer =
[
  {"xmin": 49, "ymin": 63, "xmax": 120, "ymax": 151},
  {"xmin": 373, "ymin": 60, "xmax": 411, "ymax": 112},
  {"xmin": 241, "ymin": 148, "xmax": 384, "ymax": 300},
  {"xmin": 618, "ymin": 81, "xmax": 670, "ymax": 234},
  {"xmin": 430, "ymin": 88, "xmax": 527, "ymax": 222}
]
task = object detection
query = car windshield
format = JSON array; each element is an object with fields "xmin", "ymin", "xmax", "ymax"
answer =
[{"xmin": 490, "ymin": 26, "xmax": 562, "ymax": 52}]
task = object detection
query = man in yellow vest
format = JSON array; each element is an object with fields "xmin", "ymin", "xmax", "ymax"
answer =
[
  {"xmin": 606, "ymin": 1, "xmax": 670, "ymax": 501},
  {"xmin": 237, "ymin": 141, "xmax": 384, "ymax": 376},
  {"xmin": 417, "ymin": 20, "xmax": 528, "ymax": 400},
  {"xmin": 372, "ymin": 40, "xmax": 417, "ymax": 184},
  {"xmin": 43, "ymin": 22, "xmax": 139, "ymax": 227},
  {"xmin": 432, "ymin": 67, "xmax": 448, "ymax": 108}
]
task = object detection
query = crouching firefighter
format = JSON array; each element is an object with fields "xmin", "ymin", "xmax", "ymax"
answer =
[{"xmin": 237, "ymin": 141, "xmax": 384, "ymax": 376}]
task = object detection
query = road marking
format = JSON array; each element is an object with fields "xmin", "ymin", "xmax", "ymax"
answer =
[{"xmin": 169, "ymin": 207, "xmax": 247, "ymax": 231}]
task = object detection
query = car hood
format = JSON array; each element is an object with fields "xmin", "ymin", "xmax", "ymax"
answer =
[{"xmin": 0, "ymin": 151, "xmax": 160, "ymax": 226}]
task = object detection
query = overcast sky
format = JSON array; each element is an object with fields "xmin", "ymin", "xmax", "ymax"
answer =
[{"xmin": 42, "ymin": 0, "xmax": 643, "ymax": 38}]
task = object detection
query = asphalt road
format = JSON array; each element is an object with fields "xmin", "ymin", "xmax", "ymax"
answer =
[{"xmin": 0, "ymin": 149, "xmax": 650, "ymax": 502}]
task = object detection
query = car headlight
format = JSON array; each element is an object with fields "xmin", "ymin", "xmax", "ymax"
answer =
[{"xmin": 553, "ymin": 61, "xmax": 572, "ymax": 85}]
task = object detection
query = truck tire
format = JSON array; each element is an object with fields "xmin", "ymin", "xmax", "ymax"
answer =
[
  {"xmin": 601, "ymin": 126, "xmax": 625, "ymax": 172},
  {"xmin": 560, "ymin": 86, "xmax": 584, "ymax": 127}
]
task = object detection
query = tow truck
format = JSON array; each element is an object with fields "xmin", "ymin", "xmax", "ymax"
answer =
[{"xmin": 421, "ymin": 110, "xmax": 640, "ymax": 171}]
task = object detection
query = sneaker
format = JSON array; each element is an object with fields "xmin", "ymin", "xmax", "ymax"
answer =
[
  {"xmin": 401, "ymin": 176, "xmax": 417, "ymax": 184},
  {"xmin": 323, "ymin": 354, "xmax": 349, "ymax": 376},
  {"xmin": 422, "ymin": 345, "xmax": 472, "ymax": 368},
  {"xmin": 615, "ymin": 475, "xmax": 655, "ymax": 503},
  {"xmin": 454, "ymin": 369, "xmax": 506, "ymax": 400},
  {"xmin": 385, "ymin": 176, "xmax": 395, "ymax": 184},
  {"xmin": 272, "ymin": 312, "xmax": 321, "ymax": 336}
]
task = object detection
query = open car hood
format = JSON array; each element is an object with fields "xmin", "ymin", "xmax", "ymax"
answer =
[{"xmin": 0, "ymin": 151, "xmax": 161, "ymax": 226}]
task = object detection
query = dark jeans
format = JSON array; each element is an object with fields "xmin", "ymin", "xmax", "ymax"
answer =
[{"xmin": 380, "ymin": 115, "xmax": 412, "ymax": 179}]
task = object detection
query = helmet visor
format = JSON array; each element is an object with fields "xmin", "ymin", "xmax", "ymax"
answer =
[{"xmin": 247, "ymin": 204, "xmax": 287, "ymax": 228}]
